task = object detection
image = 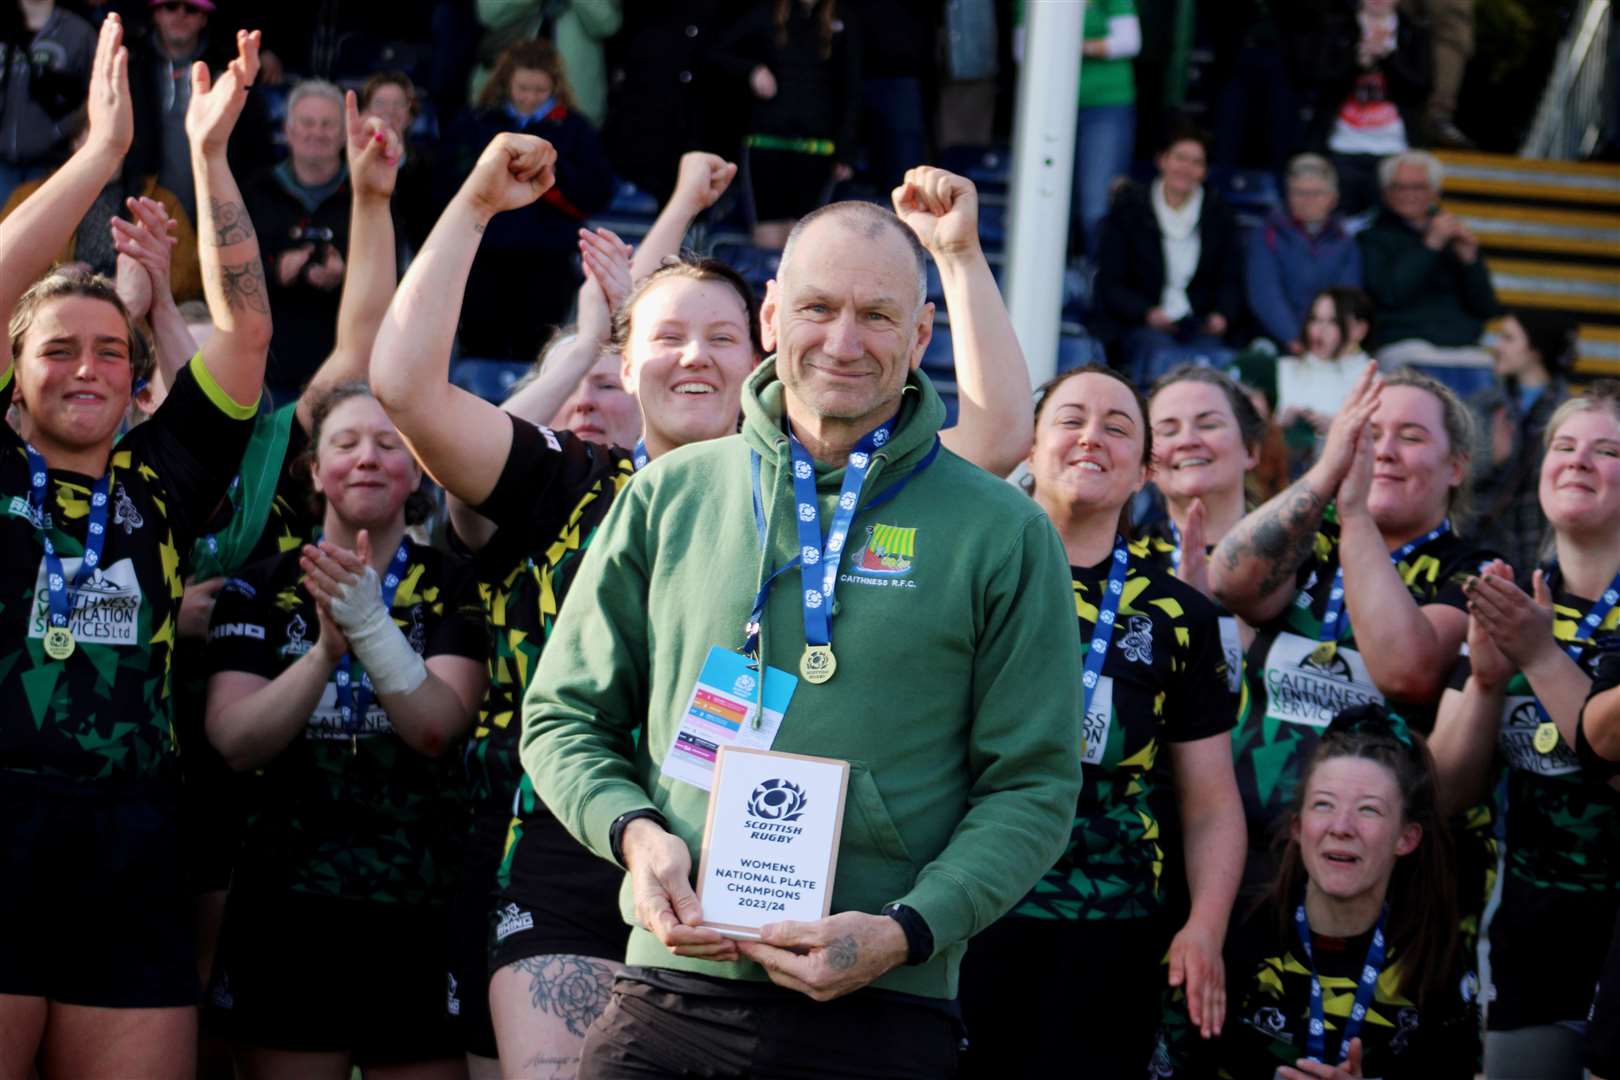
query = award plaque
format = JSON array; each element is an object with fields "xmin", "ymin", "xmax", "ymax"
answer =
[{"xmin": 695, "ymin": 746, "xmax": 850, "ymax": 939}]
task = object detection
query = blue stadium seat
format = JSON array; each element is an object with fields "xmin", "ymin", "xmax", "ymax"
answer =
[
  {"xmin": 1409, "ymin": 363, "xmax": 1496, "ymax": 400},
  {"xmin": 709, "ymin": 240, "xmax": 781, "ymax": 294},
  {"xmin": 607, "ymin": 180, "xmax": 660, "ymax": 220},
  {"xmin": 451, "ymin": 358, "xmax": 530, "ymax": 403},
  {"xmin": 1218, "ymin": 169, "xmax": 1281, "ymax": 213},
  {"xmin": 1056, "ymin": 333, "xmax": 1107, "ymax": 372},
  {"xmin": 937, "ymin": 145, "xmax": 1012, "ymax": 192},
  {"xmin": 922, "ymin": 324, "xmax": 953, "ymax": 376}
]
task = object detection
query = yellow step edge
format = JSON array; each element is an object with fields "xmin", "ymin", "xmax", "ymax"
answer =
[
  {"xmin": 1472, "ymin": 233, "xmax": 1620, "ymax": 257},
  {"xmin": 1442, "ymin": 177, "xmax": 1620, "ymax": 204},
  {"xmin": 1496, "ymin": 290, "xmax": 1620, "ymax": 314},
  {"xmin": 1489, "ymin": 258, "xmax": 1620, "ymax": 284},
  {"xmin": 1436, "ymin": 151, "xmax": 1620, "ymax": 181},
  {"xmin": 1443, "ymin": 200, "xmax": 1620, "ymax": 228}
]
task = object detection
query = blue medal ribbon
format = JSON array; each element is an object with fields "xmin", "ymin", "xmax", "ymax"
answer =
[
  {"xmin": 1294, "ymin": 901, "xmax": 1388, "ymax": 1065},
  {"xmin": 333, "ymin": 539, "xmax": 412, "ymax": 742},
  {"xmin": 1317, "ymin": 520, "xmax": 1451, "ymax": 644},
  {"xmin": 1530, "ymin": 564, "xmax": 1620, "ymax": 741},
  {"xmin": 632, "ymin": 439, "xmax": 649, "ymax": 471},
  {"xmin": 1081, "ymin": 537, "xmax": 1131, "ymax": 719},
  {"xmin": 1168, "ymin": 519, "xmax": 1183, "ymax": 574},
  {"xmin": 24, "ymin": 443, "xmax": 113, "ymax": 643}
]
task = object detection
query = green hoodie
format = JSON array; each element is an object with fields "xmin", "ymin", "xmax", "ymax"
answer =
[{"xmin": 520, "ymin": 361, "xmax": 1083, "ymax": 999}]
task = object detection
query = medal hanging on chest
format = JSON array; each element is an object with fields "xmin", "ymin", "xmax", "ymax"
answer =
[{"xmin": 25, "ymin": 444, "xmax": 113, "ymax": 663}]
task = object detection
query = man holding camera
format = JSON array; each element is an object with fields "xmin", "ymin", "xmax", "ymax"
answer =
[{"xmin": 245, "ymin": 78, "xmax": 387, "ymax": 400}]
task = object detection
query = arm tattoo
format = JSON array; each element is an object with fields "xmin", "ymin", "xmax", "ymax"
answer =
[
  {"xmin": 472, "ymin": 220, "xmax": 486, "ymax": 234},
  {"xmin": 209, "ymin": 198, "xmax": 256, "ymax": 246},
  {"xmin": 514, "ymin": 954, "xmax": 616, "ymax": 1039},
  {"xmin": 826, "ymin": 934, "xmax": 858, "ymax": 971},
  {"xmin": 219, "ymin": 259, "xmax": 269, "ymax": 314},
  {"xmin": 1221, "ymin": 480, "xmax": 1325, "ymax": 597}
]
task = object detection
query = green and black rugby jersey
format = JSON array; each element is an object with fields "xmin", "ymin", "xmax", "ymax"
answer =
[
  {"xmin": 187, "ymin": 400, "xmax": 315, "ymax": 581},
  {"xmin": 1012, "ymin": 549, "xmax": 1236, "ymax": 922},
  {"xmin": 206, "ymin": 541, "xmax": 486, "ymax": 904},
  {"xmin": 1234, "ymin": 518, "xmax": 1495, "ymax": 867},
  {"xmin": 1445, "ymin": 582, "xmax": 1620, "ymax": 893},
  {"xmin": 1132, "ymin": 522, "xmax": 1247, "ymax": 694},
  {"xmin": 1152, "ymin": 897, "xmax": 1479, "ymax": 1079},
  {"xmin": 0, "ymin": 355, "xmax": 255, "ymax": 784},
  {"xmin": 461, "ymin": 415, "xmax": 633, "ymax": 834}
]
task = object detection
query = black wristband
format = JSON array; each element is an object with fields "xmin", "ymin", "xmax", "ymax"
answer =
[
  {"xmin": 608, "ymin": 807, "xmax": 669, "ymax": 868},
  {"xmin": 881, "ymin": 902, "xmax": 934, "ymax": 966}
]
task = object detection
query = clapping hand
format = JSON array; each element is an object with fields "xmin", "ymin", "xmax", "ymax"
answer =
[
  {"xmin": 84, "ymin": 15, "xmax": 133, "ymax": 163},
  {"xmin": 186, "ymin": 29, "xmax": 261, "ymax": 157},
  {"xmin": 576, "ymin": 227, "xmax": 633, "ymax": 345}
]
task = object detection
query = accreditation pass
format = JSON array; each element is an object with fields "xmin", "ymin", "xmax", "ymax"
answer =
[{"xmin": 662, "ymin": 646, "xmax": 797, "ymax": 791}]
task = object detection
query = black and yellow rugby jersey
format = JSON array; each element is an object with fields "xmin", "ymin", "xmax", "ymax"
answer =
[
  {"xmin": 0, "ymin": 356, "xmax": 254, "ymax": 783},
  {"xmin": 1445, "ymin": 581, "xmax": 1620, "ymax": 894},
  {"xmin": 462, "ymin": 416, "xmax": 633, "ymax": 836},
  {"xmin": 1132, "ymin": 521, "xmax": 1246, "ymax": 694},
  {"xmin": 1153, "ymin": 898, "xmax": 1478, "ymax": 1079},
  {"xmin": 1012, "ymin": 550, "xmax": 1236, "ymax": 922},
  {"xmin": 207, "ymin": 543, "xmax": 486, "ymax": 904},
  {"xmin": 1234, "ymin": 517, "xmax": 1495, "ymax": 865}
]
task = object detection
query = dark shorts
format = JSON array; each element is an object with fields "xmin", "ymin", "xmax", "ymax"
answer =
[
  {"xmin": 959, "ymin": 914, "xmax": 1169, "ymax": 1080},
  {"xmin": 495, "ymin": 805, "xmax": 632, "ymax": 964},
  {"xmin": 447, "ymin": 830, "xmax": 503, "ymax": 1060},
  {"xmin": 746, "ymin": 146, "xmax": 837, "ymax": 223},
  {"xmin": 579, "ymin": 968, "xmax": 962, "ymax": 1079},
  {"xmin": 1488, "ymin": 876, "xmax": 1619, "ymax": 1030},
  {"xmin": 0, "ymin": 771, "xmax": 198, "ymax": 1008},
  {"xmin": 212, "ymin": 887, "xmax": 457, "ymax": 1062}
]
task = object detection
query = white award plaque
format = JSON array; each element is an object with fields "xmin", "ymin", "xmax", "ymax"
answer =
[{"xmin": 695, "ymin": 746, "xmax": 850, "ymax": 939}]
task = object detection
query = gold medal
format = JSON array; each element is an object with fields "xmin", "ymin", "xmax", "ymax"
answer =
[
  {"xmin": 800, "ymin": 644, "xmax": 837, "ymax": 684},
  {"xmin": 42, "ymin": 626, "xmax": 75, "ymax": 661},
  {"xmin": 1534, "ymin": 721, "xmax": 1561, "ymax": 755},
  {"xmin": 1309, "ymin": 641, "xmax": 1337, "ymax": 666}
]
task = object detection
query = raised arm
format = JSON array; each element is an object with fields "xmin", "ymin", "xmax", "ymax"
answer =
[
  {"xmin": 0, "ymin": 16, "xmax": 132, "ymax": 373},
  {"xmin": 1336, "ymin": 427, "xmax": 1469, "ymax": 702},
  {"xmin": 187, "ymin": 29, "xmax": 271, "ymax": 406},
  {"xmin": 370, "ymin": 133, "xmax": 558, "ymax": 505},
  {"xmin": 1212, "ymin": 362, "xmax": 1381, "ymax": 623},
  {"xmin": 631, "ymin": 152, "xmax": 737, "ymax": 280},
  {"xmin": 296, "ymin": 91, "xmax": 403, "ymax": 432},
  {"xmin": 445, "ymin": 225, "xmax": 633, "ymax": 552},
  {"xmin": 112, "ymin": 196, "xmax": 193, "ymax": 403},
  {"xmin": 893, "ymin": 166, "xmax": 1032, "ymax": 476}
]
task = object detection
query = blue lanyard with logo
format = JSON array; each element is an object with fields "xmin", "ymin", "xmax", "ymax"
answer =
[
  {"xmin": 1528, "ymin": 563, "xmax": 1620, "ymax": 755},
  {"xmin": 1081, "ymin": 537, "xmax": 1131, "ymax": 721},
  {"xmin": 24, "ymin": 443, "xmax": 112, "ymax": 661},
  {"xmin": 1294, "ymin": 902, "xmax": 1388, "ymax": 1066},
  {"xmin": 1167, "ymin": 519, "xmax": 1183, "ymax": 574},
  {"xmin": 333, "ymin": 539, "xmax": 411, "ymax": 752},
  {"xmin": 632, "ymin": 439, "xmax": 649, "ymax": 471},
  {"xmin": 1314, "ymin": 520, "xmax": 1450, "ymax": 659}
]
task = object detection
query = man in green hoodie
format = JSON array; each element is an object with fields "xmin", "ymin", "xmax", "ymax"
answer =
[{"xmin": 520, "ymin": 174, "xmax": 1084, "ymax": 1076}]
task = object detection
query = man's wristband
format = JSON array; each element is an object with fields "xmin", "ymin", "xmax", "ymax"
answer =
[
  {"xmin": 881, "ymin": 902, "xmax": 934, "ymax": 966},
  {"xmin": 608, "ymin": 807, "xmax": 669, "ymax": 868}
]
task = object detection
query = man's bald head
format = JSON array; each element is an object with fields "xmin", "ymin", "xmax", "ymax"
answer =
[{"xmin": 779, "ymin": 201, "xmax": 928, "ymax": 312}]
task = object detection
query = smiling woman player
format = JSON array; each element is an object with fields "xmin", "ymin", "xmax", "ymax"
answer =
[
  {"xmin": 1157, "ymin": 705, "xmax": 1477, "ymax": 1079},
  {"xmin": 0, "ymin": 18, "xmax": 269, "ymax": 1078}
]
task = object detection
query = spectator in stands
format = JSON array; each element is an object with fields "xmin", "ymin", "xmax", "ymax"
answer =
[
  {"xmin": 601, "ymin": 2, "xmax": 730, "ymax": 205},
  {"xmin": 1402, "ymin": 0, "xmax": 1477, "ymax": 148},
  {"xmin": 126, "ymin": 0, "xmax": 271, "ymax": 226},
  {"xmin": 245, "ymin": 79, "xmax": 354, "ymax": 400},
  {"xmin": 1359, "ymin": 150, "xmax": 1498, "ymax": 368},
  {"xmin": 1276, "ymin": 285, "xmax": 1375, "ymax": 473},
  {"xmin": 1070, "ymin": 0, "xmax": 1139, "ymax": 261},
  {"xmin": 855, "ymin": 0, "xmax": 935, "ymax": 194},
  {"xmin": 360, "ymin": 70, "xmax": 434, "ymax": 253},
  {"xmin": 1301, "ymin": 0, "xmax": 1431, "ymax": 216},
  {"xmin": 0, "ymin": 0, "xmax": 95, "ymax": 204},
  {"xmin": 1471, "ymin": 309, "xmax": 1576, "ymax": 577},
  {"xmin": 711, "ymin": 0, "xmax": 861, "ymax": 249},
  {"xmin": 440, "ymin": 38, "xmax": 613, "ymax": 361},
  {"xmin": 1206, "ymin": 0, "xmax": 1315, "ymax": 173},
  {"xmin": 1092, "ymin": 125, "xmax": 1243, "ymax": 385},
  {"xmin": 470, "ymin": 0, "xmax": 621, "ymax": 126},
  {"xmin": 1245, "ymin": 154, "xmax": 1363, "ymax": 353}
]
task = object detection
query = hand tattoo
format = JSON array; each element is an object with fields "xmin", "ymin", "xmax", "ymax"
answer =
[
  {"xmin": 515, "ymin": 954, "xmax": 616, "ymax": 1039},
  {"xmin": 219, "ymin": 259, "xmax": 269, "ymax": 313},
  {"xmin": 210, "ymin": 198, "xmax": 256, "ymax": 246},
  {"xmin": 826, "ymin": 934, "xmax": 858, "ymax": 971}
]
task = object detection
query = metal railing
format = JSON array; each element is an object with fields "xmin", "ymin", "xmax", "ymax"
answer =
[{"xmin": 1522, "ymin": 0, "xmax": 1613, "ymax": 158}]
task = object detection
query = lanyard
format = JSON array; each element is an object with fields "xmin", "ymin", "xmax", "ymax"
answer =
[
  {"xmin": 1529, "ymin": 564, "xmax": 1620, "ymax": 753},
  {"xmin": 333, "ymin": 539, "xmax": 412, "ymax": 745},
  {"xmin": 1294, "ymin": 902, "xmax": 1388, "ymax": 1065},
  {"xmin": 744, "ymin": 427, "xmax": 939, "ymax": 682},
  {"xmin": 632, "ymin": 439, "xmax": 649, "ymax": 471},
  {"xmin": 1168, "ymin": 519, "xmax": 1182, "ymax": 574},
  {"xmin": 1081, "ymin": 537, "xmax": 1131, "ymax": 719},
  {"xmin": 200, "ymin": 474, "xmax": 242, "ymax": 558},
  {"xmin": 1317, "ymin": 520, "xmax": 1450, "ymax": 644},
  {"xmin": 24, "ymin": 443, "xmax": 112, "ymax": 659}
]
